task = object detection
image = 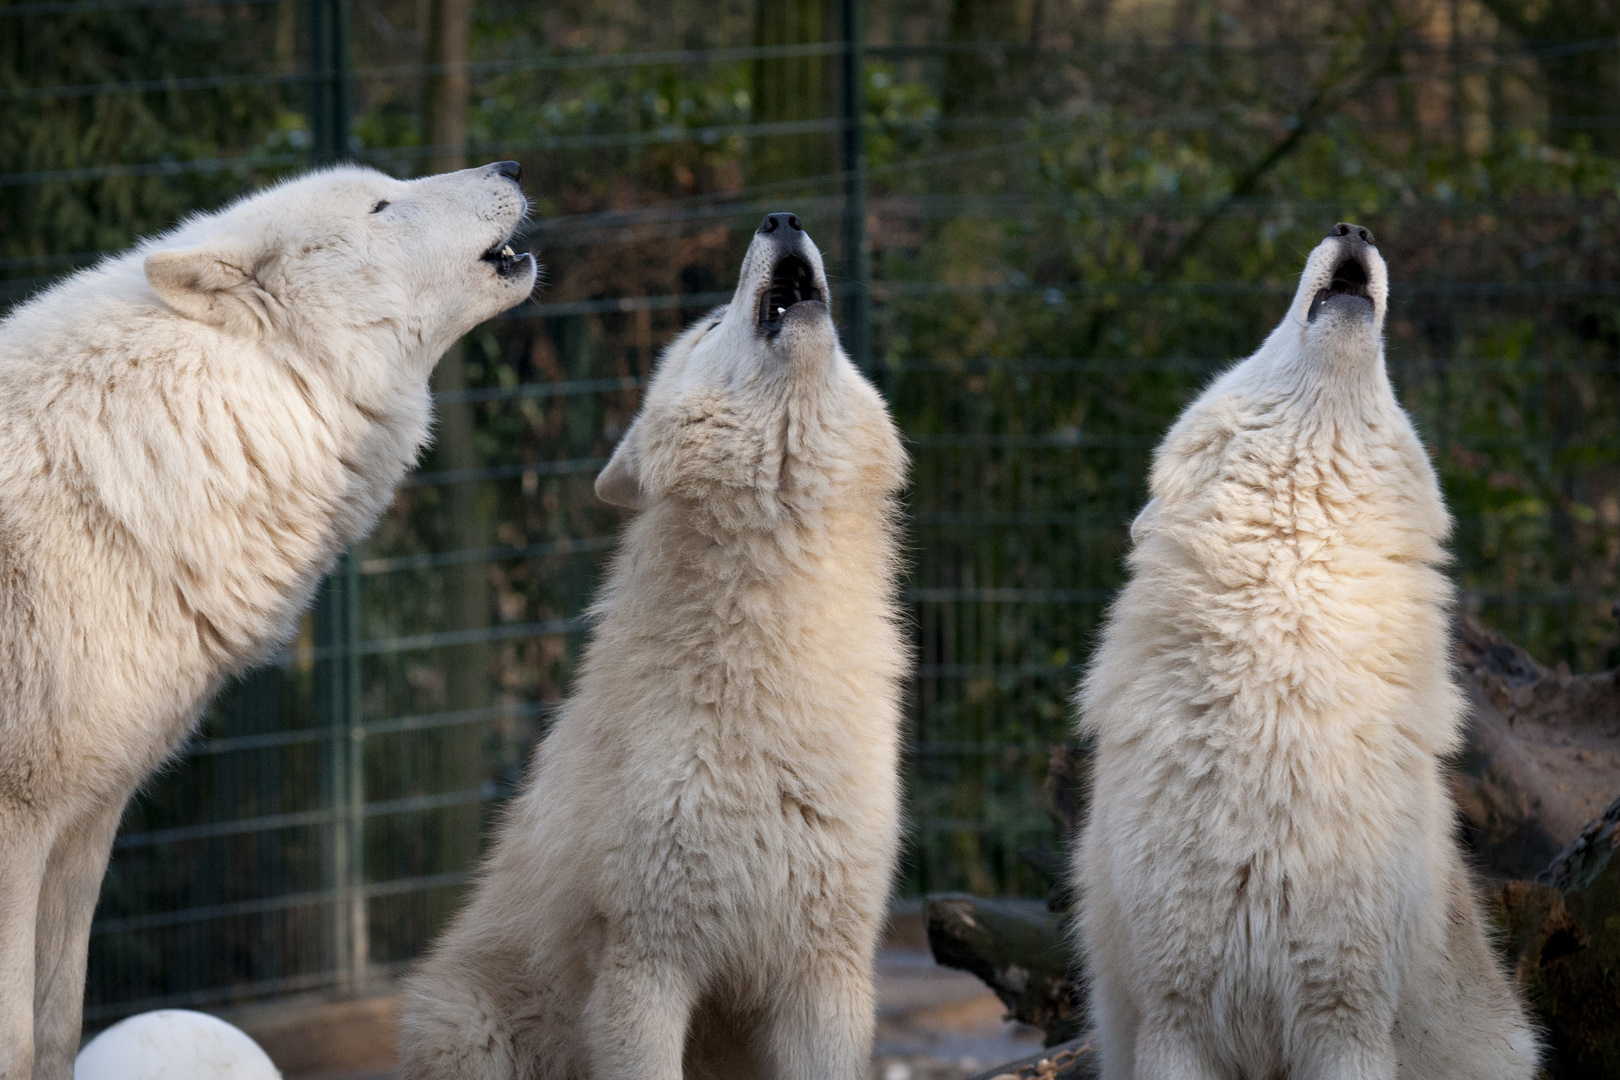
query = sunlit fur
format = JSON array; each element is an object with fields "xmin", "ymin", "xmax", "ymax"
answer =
[
  {"xmin": 399, "ymin": 226, "xmax": 908, "ymax": 1080},
  {"xmin": 0, "ymin": 163, "xmax": 535, "ymax": 1080},
  {"xmin": 1072, "ymin": 232, "xmax": 1539, "ymax": 1080}
]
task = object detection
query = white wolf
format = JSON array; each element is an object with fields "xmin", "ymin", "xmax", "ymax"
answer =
[
  {"xmin": 0, "ymin": 162, "xmax": 537, "ymax": 1080},
  {"xmin": 1073, "ymin": 224, "xmax": 1539, "ymax": 1079},
  {"xmin": 398, "ymin": 213, "xmax": 908, "ymax": 1080}
]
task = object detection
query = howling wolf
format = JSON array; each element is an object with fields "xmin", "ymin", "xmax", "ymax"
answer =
[
  {"xmin": 399, "ymin": 213, "xmax": 909, "ymax": 1080},
  {"xmin": 0, "ymin": 161, "xmax": 536, "ymax": 1080},
  {"xmin": 1073, "ymin": 224, "xmax": 1539, "ymax": 1080}
]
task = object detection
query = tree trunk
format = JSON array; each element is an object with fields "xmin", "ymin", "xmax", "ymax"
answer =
[
  {"xmin": 942, "ymin": 0, "xmax": 1033, "ymax": 168},
  {"xmin": 750, "ymin": 0, "xmax": 838, "ymax": 188},
  {"xmin": 422, "ymin": 0, "xmax": 490, "ymax": 879},
  {"xmin": 1475, "ymin": 0, "xmax": 1620, "ymax": 156}
]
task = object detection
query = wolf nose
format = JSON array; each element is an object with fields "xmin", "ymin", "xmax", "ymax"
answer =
[
  {"xmin": 1330, "ymin": 221, "xmax": 1375, "ymax": 246},
  {"xmin": 758, "ymin": 212, "xmax": 802, "ymax": 235},
  {"xmin": 493, "ymin": 160, "xmax": 522, "ymax": 183}
]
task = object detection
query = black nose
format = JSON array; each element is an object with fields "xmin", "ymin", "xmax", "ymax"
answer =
[
  {"xmin": 1330, "ymin": 221, "xmax": 1375, "ymax": 246},
  {"xmin": 758, "ymin": 212, "xmax": 802, "ymax": 235},
  {"xmin": 494, "ymin": 160, "xmax": 522, "ymax": 183}
]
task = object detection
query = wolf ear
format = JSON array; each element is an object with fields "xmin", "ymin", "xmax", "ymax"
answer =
[
  {"xmin": 595, "ymin": 428, "xmax": 646, "ymax": 509},
  {"xmin": 145, "ymin": 245, "xmax": 271, "ymax": 333}
]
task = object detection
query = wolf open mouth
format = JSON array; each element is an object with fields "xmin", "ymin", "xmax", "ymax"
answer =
[
  {"xmin": 757, "ymin": 254, "xmax": 823, "ymax": 331},
  {"xmin": 1307, "ymin": 254, "xmax": 1372, "ymax": 322},
  {"xmin": 481, "ymin": 236, "xmax": 533, "ymax": 279}
]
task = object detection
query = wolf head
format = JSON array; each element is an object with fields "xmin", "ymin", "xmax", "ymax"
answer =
[
  {"xmin": 595, "ymin": 214, "xmax": 904, "ymax": 529},
  {"xmin": 1276, "ymin": 221, "xmax": 1389, "ymax": 373},
  {"xmin": 1139, "ymin": 221, "xmax": 1431, "ymax": 540},
  {"xmin": 142, "ymin": 161, "xmax": 537, "ymax": 365}
]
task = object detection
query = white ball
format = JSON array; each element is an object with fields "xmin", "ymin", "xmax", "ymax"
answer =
[{"xmin": 75, "ymin": 1009, "xmax": 282, "ymax": 1080}]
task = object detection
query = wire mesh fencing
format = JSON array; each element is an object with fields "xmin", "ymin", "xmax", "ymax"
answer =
[{"xmin": 5, "ymin": 0, "xmax": 1620, "ymax": 1020}]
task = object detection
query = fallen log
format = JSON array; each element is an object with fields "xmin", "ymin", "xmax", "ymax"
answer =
[
  {"xmin": 1499, "ymin": 793, "xmax": 1620, "ymax": 1077},
  {"xmin": 1452, "ymin": 617, "xmax": 1620, "ymax": 879},
  {"xmin": 923, "ymin": 894, "xmax": 1083, "ymax": 1047}
]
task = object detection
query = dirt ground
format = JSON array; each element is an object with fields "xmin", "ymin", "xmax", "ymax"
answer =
[{"xmin": 220, "ymin": 913, "xmax": 1043, "ymax": 1080}]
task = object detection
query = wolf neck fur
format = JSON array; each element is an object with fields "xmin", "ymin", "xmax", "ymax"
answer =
[{"xmin": 590, "ymin": 481, "xmax": 900, "ymax": 724}]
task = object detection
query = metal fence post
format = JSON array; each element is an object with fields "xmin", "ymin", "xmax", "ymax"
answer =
[
  {"xmin": 840, "ymin": 0, "xmax": 871, "ymax": 374},
  {"xmin": 306, "ymin": 0, "xmax": 366, "ymax": 993},
  {"xmin": 340, "ymin": 553, "xmax": 367, "ymax": 988},
  {"xmin": 307, "ymin": 0, "xmax": 351, "ymax": 167},
  {"xmin": 314, "ymin": 558, "xmax": 365, "ymax": 992}
]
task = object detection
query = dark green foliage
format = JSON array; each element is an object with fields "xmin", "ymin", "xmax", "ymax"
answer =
[{"xmin": 0, "ymin": 0, "xmax": 300, "ymax": 300}]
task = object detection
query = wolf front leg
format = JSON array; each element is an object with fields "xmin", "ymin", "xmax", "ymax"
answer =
[
  {"xmin": 761, "ymin": 955, "xmax": 875, "ymax": 1080},
  {"xmin": 30, "ymin": 799, "xmax": 124, "ymax": 1080},
  {"xmin": 1292, "ymin": 1034, "xmax": 1398, "ymax": 1080},
  {"xmin": 397, "ymin": 968, "xmax": 523, "ymax": 1080},
  {"xmin": 1290, "ymin": 1001, "xmax": 1399, "ymax": 1080},
  {"xmin": 0, "ymin": 823, "xmax": 49, "ymax": 1080},
  {"xmin": 583, "ymin": 951, "xmax": 695, "ymax": 1080},
  {"xmin": 1082, "ymin": 886, "xmax": 1140, "ymax": 1080},
  {"xmin": 1130, "ymin": 1013, "xmax": 1226, "ymax": 1080},
  {"xmin": 1087, "ymin": 959, "xmax": 1140, "ymax": 1080}
]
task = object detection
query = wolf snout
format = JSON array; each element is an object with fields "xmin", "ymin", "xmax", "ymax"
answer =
[
  {"xmin": 490, "ymin": 160, "xmax": 522, "ymax": 184},
  {"xmin": 1330, "ymin": 221, "xmax": 1375, "ymax": 246},
  {"xmin": 757, "ymin": 212, "xmax": 803, "ymax": 236},
  {"xmin": 751, "ymin": 213, "xmax": 827, "ymax": 332},
  {"xmin": 1305, "ymin": 223, "xmax": 1382, "ymax": 323}
]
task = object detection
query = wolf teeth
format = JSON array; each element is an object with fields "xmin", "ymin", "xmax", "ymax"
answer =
[
  {"xmin": 501, "ymin": 245, "xmax": 515, "ymax": 259},
  {"xmin": 777, "ymin": 307, "xmax": 785, "ymax": 316}
]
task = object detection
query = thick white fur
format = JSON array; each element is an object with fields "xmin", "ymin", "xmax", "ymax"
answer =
[
  {"xmin": 0, "ymin": 163, "xmax": 536, "ymax": 1080},
  {"xmin": 1072, "ymin": 232, "xmax": 1539, "ymax": 1079},
  {"xmin": 398, "ymin": 224, "xmax": 908, "ymax": 1080}
]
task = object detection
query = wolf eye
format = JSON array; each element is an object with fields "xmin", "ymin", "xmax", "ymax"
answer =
[{"xmin": 370, "ymin": 200, "xmax": 390, "ymax": 214}]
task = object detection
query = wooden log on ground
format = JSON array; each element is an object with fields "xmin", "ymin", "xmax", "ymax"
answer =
[
  {"xmin": 923, "ymin": 894, "xmax": 1084, "ymax": 1046},
  {"xmin": 1453, "ymin": 616, "xmax": 1620, "ymax": 879},
  {"xmin": 1497, "ymin": 794, "xmax": 1620, "ymax": 1077}
]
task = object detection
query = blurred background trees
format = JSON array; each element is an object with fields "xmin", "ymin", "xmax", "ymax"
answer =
[{"xmin": 5, "ymin": 0, "xmax": 1620, "ymax": 1018}]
